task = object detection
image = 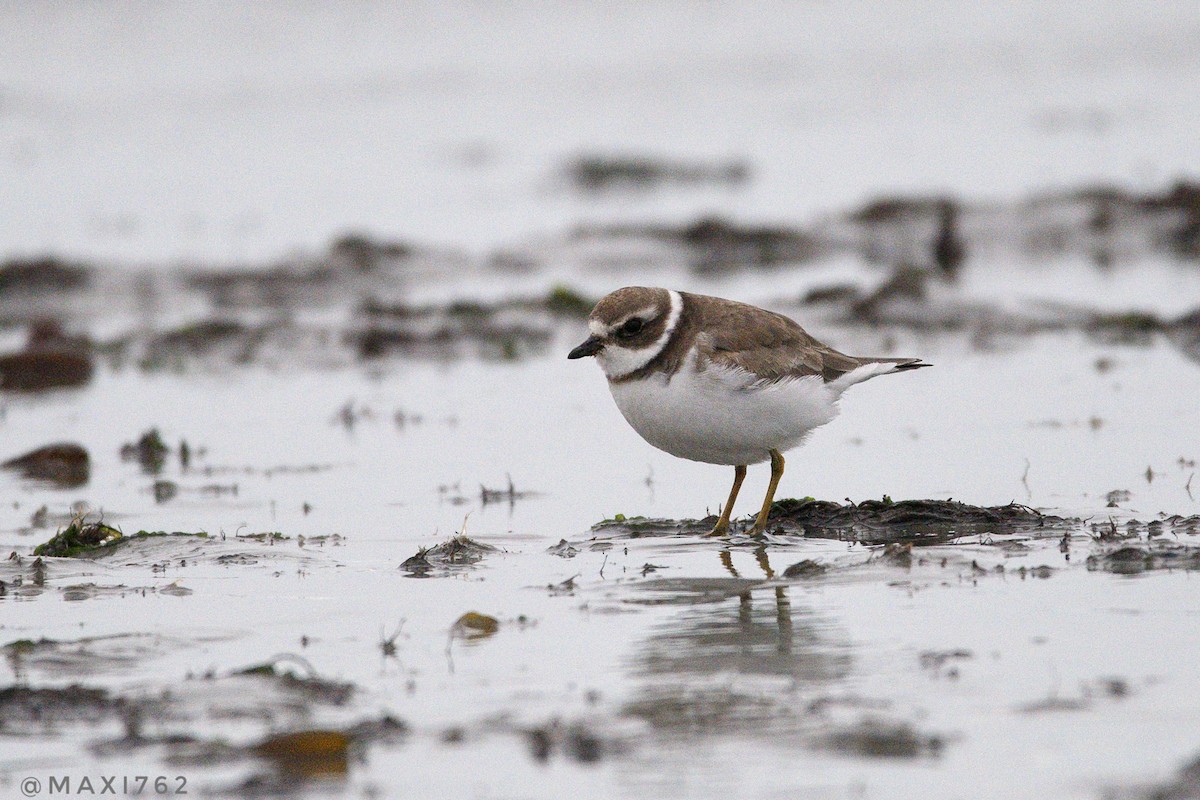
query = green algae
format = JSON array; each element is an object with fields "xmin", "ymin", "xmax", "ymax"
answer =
[{"xmin": 32, "ymin": 521, "xmax": 209, "ymax": 558}]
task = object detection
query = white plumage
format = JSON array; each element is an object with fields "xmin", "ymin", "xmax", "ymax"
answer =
[{"xmin": 609, "ymin": 352, "xmax": 839, "ymax": 465}]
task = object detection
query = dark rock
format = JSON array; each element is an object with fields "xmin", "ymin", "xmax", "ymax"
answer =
[
  {"xmin": 0, "ymin": 256, "xmax": 89, "ymax": 293},
  {"xmin": 2, "ymin": 443, "xmax": 90, "ymax": 488},
  {"xmin": 0, "ymin": 350, "xmax": 93, "ymax": 391},
  {"xmin": 1141, "ymin": 750, "xmax": 1200, "ymax": 799}
]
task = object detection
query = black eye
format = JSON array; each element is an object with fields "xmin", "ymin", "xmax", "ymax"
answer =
[{"xmin": 617, "ymin": 317, "xmax": 644, "ymax": 338}]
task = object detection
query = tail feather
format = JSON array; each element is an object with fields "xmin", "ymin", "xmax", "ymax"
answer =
[
  {"xmin": 885, "ymin": 358, "xmax": 932, "ymax": 372},
  {"xmin": 827, "ymin": 357, "xmax": 931, "ymax": 393}
]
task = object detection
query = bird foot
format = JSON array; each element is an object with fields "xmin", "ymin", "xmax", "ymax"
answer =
[{"xmin": 706, "ymin": 521, "xmax": 730, "ymax": 537}]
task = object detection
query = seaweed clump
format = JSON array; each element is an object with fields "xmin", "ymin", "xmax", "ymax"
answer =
[
  {"xmin": 590, "ymin": 498, "xmax": 1075, "ymax": 545},
  {"xmin": 400, "ymin": 536, "xmax": 499, "ymax": 577},
  {"xmin": 766, "ymin": 498, "xmax": 1070, "ymax": 544},
  {"xmin": 32, "ymin": 523, "xmax": 210, "ymax": 559},
  {"xmin": 33, "ymin": 520, "xmax": 123, "ymax": 557}
]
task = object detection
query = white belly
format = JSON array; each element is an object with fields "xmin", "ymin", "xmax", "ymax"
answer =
[{"xmin": 607, "ymin": 362, "xmax": 840, "ymax": 466}]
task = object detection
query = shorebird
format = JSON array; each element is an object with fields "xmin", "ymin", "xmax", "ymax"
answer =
[{"xmin": 569, "ymin": 287, "xmax": 929, "ymax": 535}]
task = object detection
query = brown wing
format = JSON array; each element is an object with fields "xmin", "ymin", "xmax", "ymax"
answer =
[{"xmin": 687, "ymin": 293, "xmax": 867, "ymax": 383}]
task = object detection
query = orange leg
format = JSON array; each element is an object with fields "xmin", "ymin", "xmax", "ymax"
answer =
[
  {"xmin": 707, "ymin": 465, "xmax": 747, "ymax": 536},
  {"xmin": 748, "ymin": 449, "xmax": 785, "ymax": 536}
]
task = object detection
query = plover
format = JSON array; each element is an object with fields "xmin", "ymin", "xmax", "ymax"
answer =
[{"xmin": 568, "ymin": 287, "xmax": 929, "ymax": 536}]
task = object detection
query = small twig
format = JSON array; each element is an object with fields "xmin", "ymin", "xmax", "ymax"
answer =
[
  {"xmin": 1021, "ymin": 459, "xmax": 1031, "ymax": 499},
  {"xmin": 1187, "ymin": 472, "xmax": 1195, "ymax": 502},
  {"xmin": 380, "ymin": 619, "xmax": 406, "ymax": 658},
  {"xmin": 599, "ymin": 552, "xmax": 608, "ymax": 579}
]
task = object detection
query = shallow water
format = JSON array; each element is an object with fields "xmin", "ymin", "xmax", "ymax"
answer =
[
  {"xmin": 2, "ymin": 298, "xmax": 1200, "ymax": 797},
  {"xmin": 4, "ymin": 3, "xmax": 1200, "ymax": 796}
]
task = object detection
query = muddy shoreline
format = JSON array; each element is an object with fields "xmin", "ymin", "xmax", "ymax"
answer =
[{"xmin": 3, "ymin": 183, "xmax": 1200, "ymax": 798}]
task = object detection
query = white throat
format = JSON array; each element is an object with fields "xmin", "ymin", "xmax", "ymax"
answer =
[{"xmin": 597, "ymin": 290, "xmax": 683, "ymax": 380}]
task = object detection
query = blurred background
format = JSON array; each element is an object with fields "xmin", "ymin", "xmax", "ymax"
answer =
[{"xmin": 3, "ymin": 1, "xmax": 1198, "ymax": 265}]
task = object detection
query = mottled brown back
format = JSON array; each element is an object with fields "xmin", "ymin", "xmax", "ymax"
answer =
[
  {"xmin": 608, "ymin": 290, "xmax": 923, "ymax": 384},
  {"xmin": 691, "ymin": 291, "xmax": 929, "ymax": 383}
]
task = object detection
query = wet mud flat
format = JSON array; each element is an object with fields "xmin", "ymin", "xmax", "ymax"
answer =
[
  {"xmin": 3, "ymin": 185, "xmax": 1200, "ymax": 798},
  {"xmin": 4, "ymin": 494, "xmax": 1200, "ymax": 798}
]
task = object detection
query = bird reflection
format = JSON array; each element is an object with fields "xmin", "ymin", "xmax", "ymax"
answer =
[
  {"xmin": 719, "ymin": 545, "xmax": 795, "ymax": 658},
  {"xmin": 623, "ymin": 546, "xmax": 851, "ymax": 735}
]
